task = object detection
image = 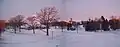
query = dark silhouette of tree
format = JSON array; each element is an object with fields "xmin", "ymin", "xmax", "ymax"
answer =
[
  {"xmin": 101, "ymin": 16, "xmax": 105, "ymax": 21},
  {"xmin": 60, "ymin": 21, "xmax": 67, "ymax": 32},
  {"xmin": 109, "ymin": 16, "xmax": 120, "ymax": 30},
  {"xmin": 36, "ymin": 7, "xmax": 59, "ymax": 36}
]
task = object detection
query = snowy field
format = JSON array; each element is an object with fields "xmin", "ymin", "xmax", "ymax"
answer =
[{"xmin": 0, "ymin": 27, "xmax": 120, "ymax": 47}]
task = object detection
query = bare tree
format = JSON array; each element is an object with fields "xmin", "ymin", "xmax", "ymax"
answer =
[
  {"xmin": 110, "ymin": 16, "xmax": 117, "ymax": 20},
  {"xmin": 27, "ymin": 16, "xmax": 37, "ymax": 34},
  {"xmin": 8, "ymin": 15, "xmax": 25, "ymax": 33},
  {"xmin": 8, "ymin": 17, "xmax": 17, "ymax": 33},
  {"xmin": 15, "ymin": 15, "xmax": 25, "ymax": 32},
  {"xmin": 36, "ymin": 7, "xmax": 59, "ymax": 36}
]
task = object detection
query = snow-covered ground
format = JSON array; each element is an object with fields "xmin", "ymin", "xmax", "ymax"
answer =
[
  {"xmin": 64, "ymin": 30, "xmax": 120, "ymax": 47},
  {"xmin": 0, "ymin": 27, "xmax": 120, "ymax": 47}
]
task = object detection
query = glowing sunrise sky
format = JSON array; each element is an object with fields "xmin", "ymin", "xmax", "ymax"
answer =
[
  {"xmin": 65, "ymin": 0, "xmax": 120, "ymax": 21},
  {"xmin": 0, "ymin": 0, "xmax": 120, "ymax": 21}
]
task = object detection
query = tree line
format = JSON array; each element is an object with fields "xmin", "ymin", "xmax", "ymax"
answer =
[{"xmin": 7, "ymin": 7, "xmax": 59, "ymax": 36}]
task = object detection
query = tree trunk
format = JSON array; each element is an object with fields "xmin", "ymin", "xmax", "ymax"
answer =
[
  {"xmin": 39, "ymin": 25, "xmax": 41, "ymax": 30},
  {"xmin": 61, "ymin": 26, "xmax": 63, "ymax": 32},
  {"xmin": 19, "ymin": 26, "xmax": 21, "ymax": 32},
  {"xmin": 46, "ymin": 23, "xmax": 49, "ymax": 36},
  {"xmin": 14, "ymin": 27, "xmax": 16, "ymax": 34},
  {"xmin": 33, "ymin": 26, "xmax": 35, "ymax": 34},
  {"xmin": 55, "ymin": 26, "xmax": 57, "ymax": 29},
  {"xmin": 77, "ymin": 25, "xmax": 78, "ymax": 33}
]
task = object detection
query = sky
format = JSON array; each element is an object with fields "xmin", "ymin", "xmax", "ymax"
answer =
[
  {"xmin": 0, "ymin": 0, "xmax": 120, "ymax": 21},
  {"xmin": 0, "ymin": 0, "xmax": 65, "ymax": 20},
  {"xmin": 65, "ymin": 0, "xmax": 120, "ymax": 21}
]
